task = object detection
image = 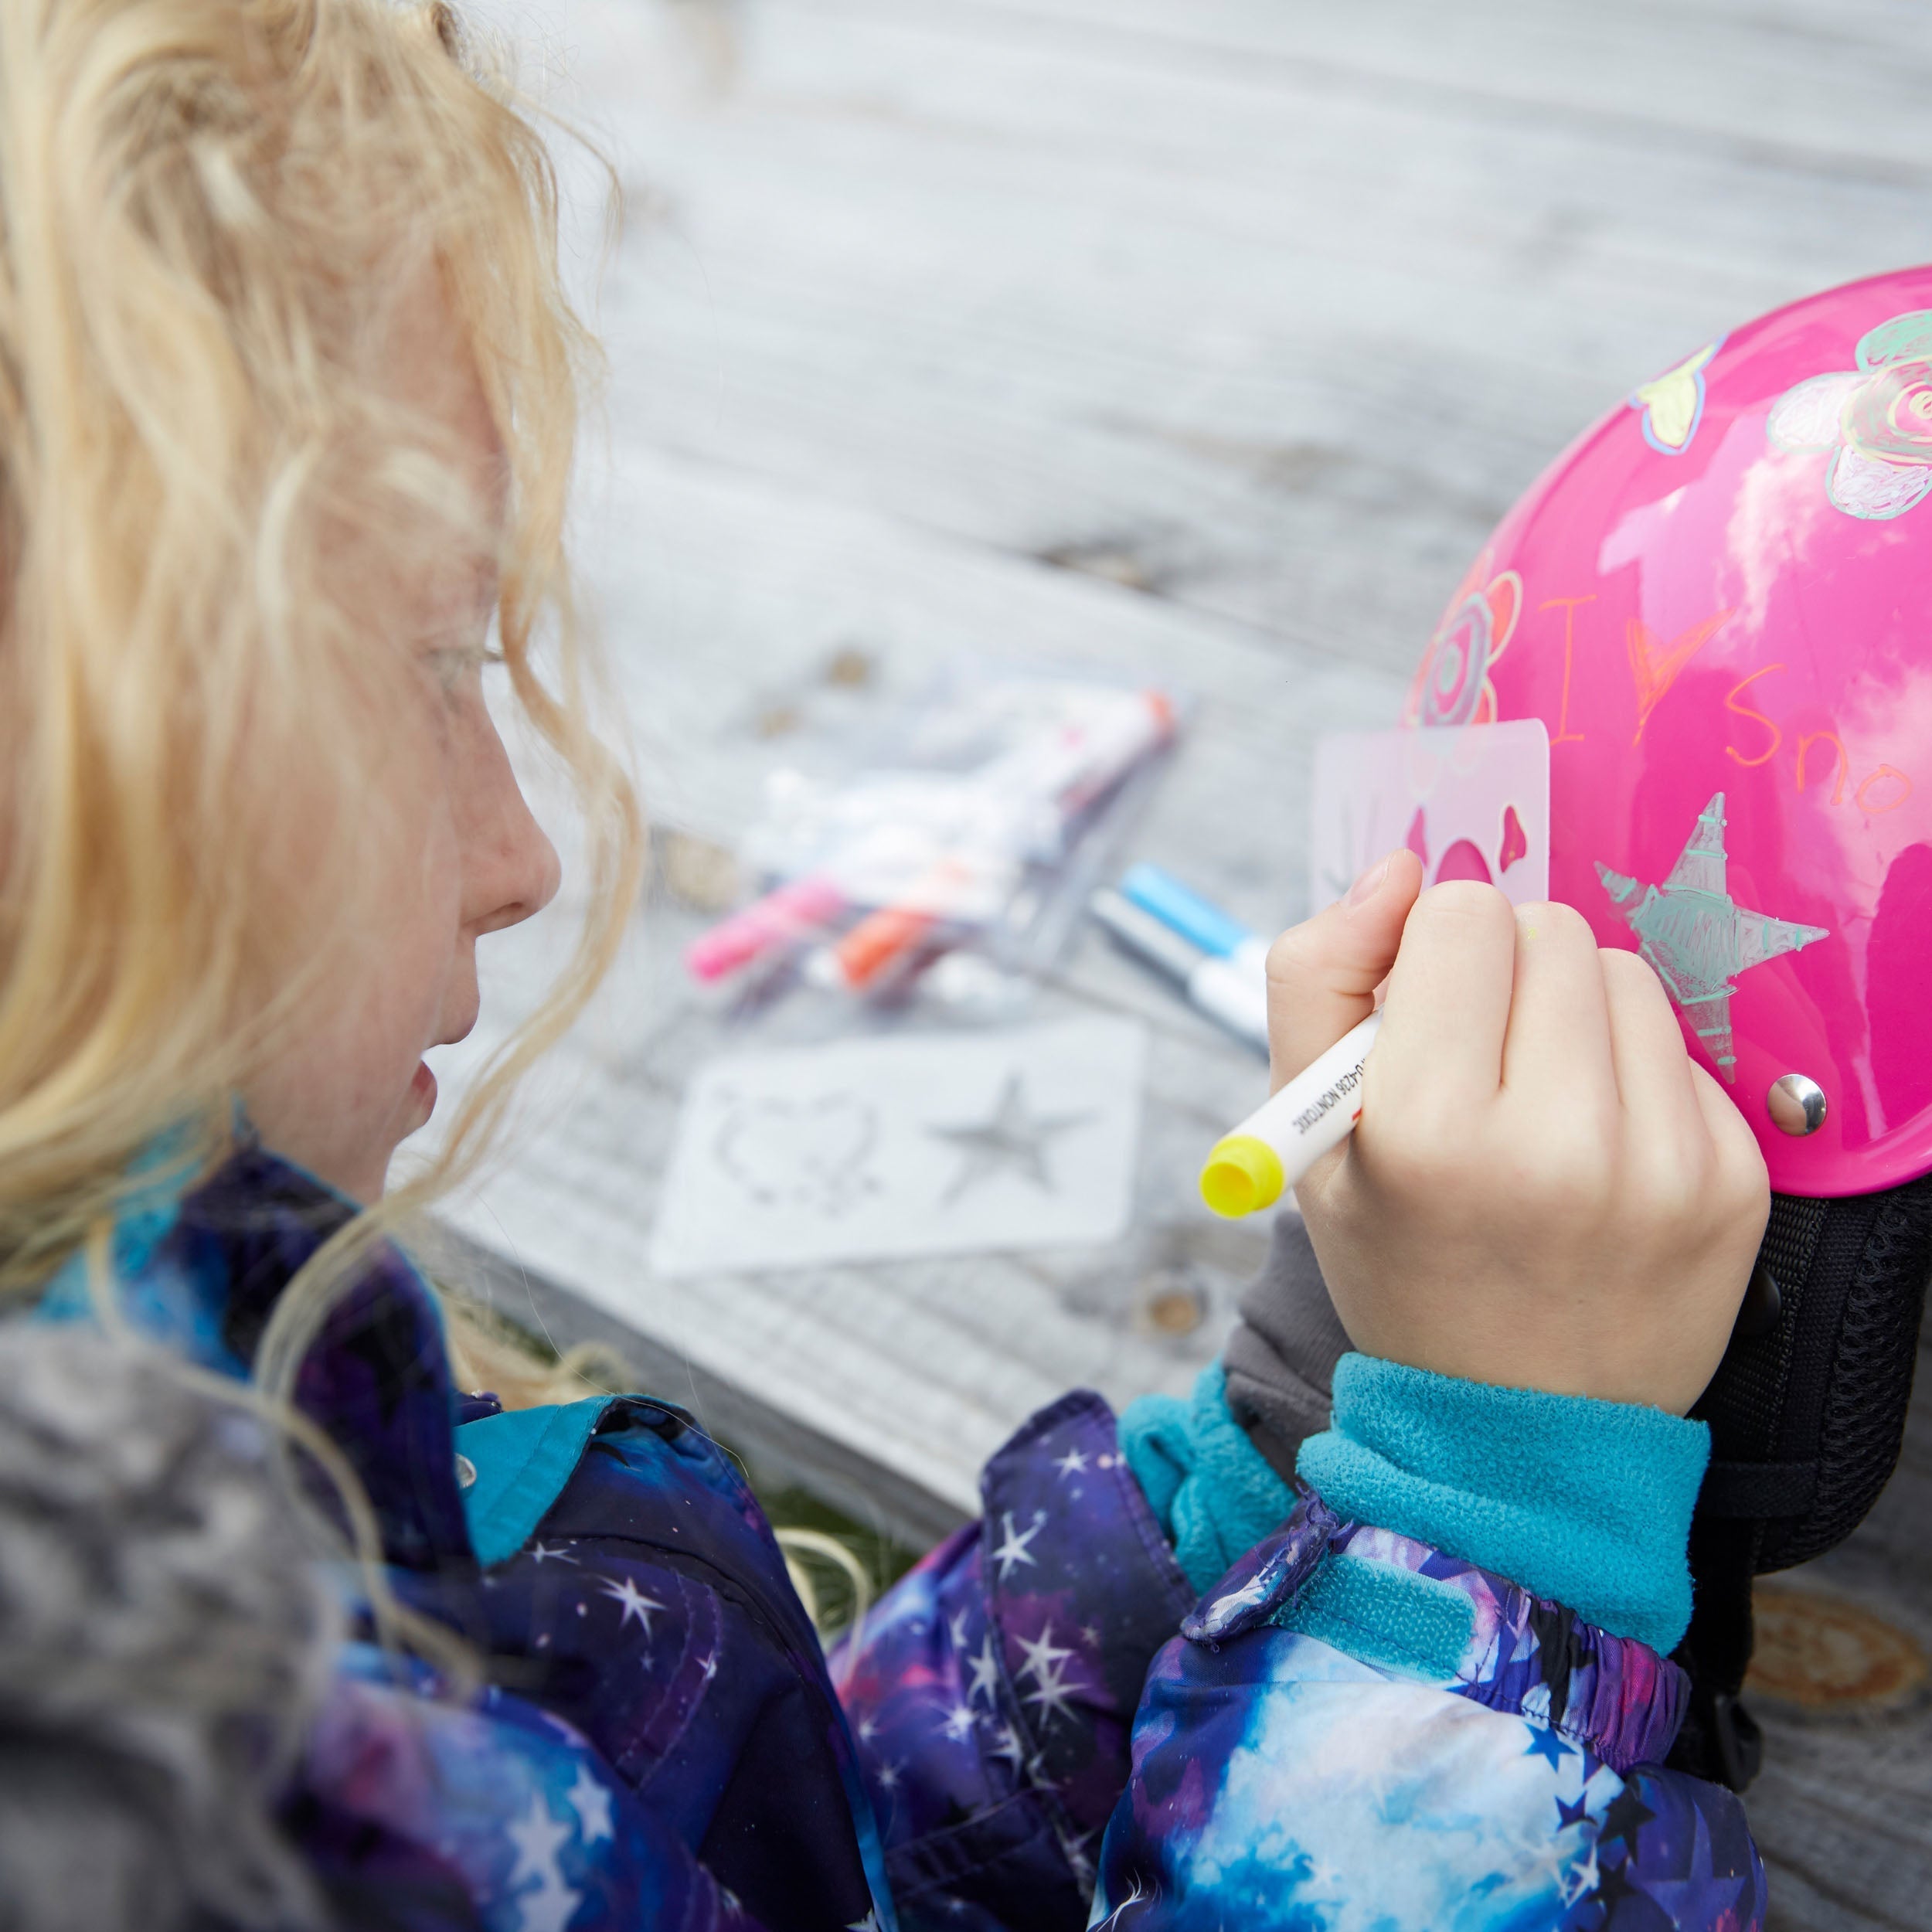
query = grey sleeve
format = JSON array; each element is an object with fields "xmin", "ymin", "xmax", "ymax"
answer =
[{"xmin": 1221, "ymin": 1210, "xmax": 1353, "ymax": 1484}]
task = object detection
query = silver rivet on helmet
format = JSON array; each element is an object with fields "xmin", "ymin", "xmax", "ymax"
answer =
[{"xmin": 1767, "ymin": 1073, "xmax": 1828, "ymax": 1137}]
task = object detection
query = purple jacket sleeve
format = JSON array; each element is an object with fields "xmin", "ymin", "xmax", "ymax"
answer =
[
  {"xmin": 299, "ymin": 1645, "xmax": 774, "ymax": 1932},
  {"xmin": 1087, "ymin": 1498, "xmax": 1767, "ymax": 1930},
  {"xmin": 832, "ymin": 1391, "xmax": 1196, "ymax": 1929}
]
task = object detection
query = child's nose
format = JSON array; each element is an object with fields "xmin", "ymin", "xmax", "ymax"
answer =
[
  {"xmin": 467, "ymin": 727, "xmax": 563, "ymax": 937},
  {"xmin": 478, "ymin": 800, "xmax": 560, "ymax": 936},
  {"xmin": 507, "ymin": 809, "xmax": 563, "ymax": 927}
]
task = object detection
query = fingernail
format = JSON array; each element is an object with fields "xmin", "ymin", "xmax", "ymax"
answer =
[{"xmin": 1345, "ymin": 853, "xmax": 1393, "ymax": 910}]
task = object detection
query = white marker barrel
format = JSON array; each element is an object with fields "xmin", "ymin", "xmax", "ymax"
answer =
[{"xmin": 1199, "ymin": 1012, "xmax": 1383, "ymax": 1217}]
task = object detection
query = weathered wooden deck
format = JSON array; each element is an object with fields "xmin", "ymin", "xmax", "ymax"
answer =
[{"xmin": 444, "ymin": 2, "xmax": 1932, "ymax": 1920}]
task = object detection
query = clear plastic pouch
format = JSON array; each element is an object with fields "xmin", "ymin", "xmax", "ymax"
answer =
[{"xmin": 687, "ymin": 664, "xmax": 1182, "ymax": 1008}]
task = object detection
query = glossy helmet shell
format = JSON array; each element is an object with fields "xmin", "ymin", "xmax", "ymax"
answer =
[{"xmin": 1408, "ymin": 267, "xmax": 1932, "ymax": 1197}]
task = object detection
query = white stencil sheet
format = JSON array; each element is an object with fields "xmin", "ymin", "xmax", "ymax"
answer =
[
  {"xmin": 648, "ymin": 1015, "xmax": 1148, "ymax": 1276},
  {"xmin": 1311, "ymin": 720, "xmax": 1551, "ymax": 910}
]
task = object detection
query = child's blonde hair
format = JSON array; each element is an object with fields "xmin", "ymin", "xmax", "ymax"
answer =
[{"xmin": 0, "ymin": 0, "xmax": 642, "ymax": 1359}]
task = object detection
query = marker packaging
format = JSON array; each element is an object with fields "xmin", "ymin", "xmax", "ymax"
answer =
[{"xmin": 689, "ymin": 664, "xmax": 1184, "ymax": 1011}]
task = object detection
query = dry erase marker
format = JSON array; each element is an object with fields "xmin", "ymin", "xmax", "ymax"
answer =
[
  {"xmin": 1090, "ymin": 889, "xmax": 1269, "ymax": 1053},
  {"xmin": 807, "ymin": 858, "xmax": 979, "ymax": 992},
  {"xmin": 1199, "ymin": 1011, "xmax": 1382, "ymax": 1216},
  {"xmin": 686, "ymin": 875, "xmax": 849, "ymax": 983},
  {"xmin": 1119, "ymin": 863, "xmax": 1270, "ymax": 983}
]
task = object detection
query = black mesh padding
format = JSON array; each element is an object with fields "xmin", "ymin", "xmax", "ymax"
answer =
[
  {"xmin": 1689, "ymin": 1175, "xmax": 1932, "ymax": 1567},
  {"xmin": 1671, "ymin": 1172, "xmax": 1932, "ymax": 1789},
  {"xmin": 1692, "ymin": 1192, "xmax": 1828, "ymax": 1490},
  {"xmin": 1789, "ymin": 1178, "xmax": 1932, "ymax": 1568}
]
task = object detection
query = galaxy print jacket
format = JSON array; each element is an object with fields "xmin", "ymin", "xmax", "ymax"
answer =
[{"xmin": 32, "ymin": 1145, "xmax": 1763, "ymax": 1930}]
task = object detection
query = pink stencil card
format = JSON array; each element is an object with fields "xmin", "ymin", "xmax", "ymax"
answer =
[{"xmin": 1310, "ymin": 720, "xmax": 1550, "ymax": 913}]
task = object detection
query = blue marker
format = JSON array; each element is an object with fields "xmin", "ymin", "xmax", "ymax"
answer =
[
  {"xmin": 1090, "ymin": 889, "xmax": 1268, "ymax": 1053},
  {"xmin": 1119, "ymin": 864, "xmax": 1271, "ymax": 981}
]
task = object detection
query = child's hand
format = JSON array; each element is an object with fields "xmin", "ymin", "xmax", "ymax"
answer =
[{"xmin": 1267, "ymin": 852, "xmax": 1769, "ymax": 1416}]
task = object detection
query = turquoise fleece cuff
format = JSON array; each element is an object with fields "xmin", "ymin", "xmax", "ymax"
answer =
[
  {"xmin": 1297, "ymin": 1355, "xmax": 1709, "ymax": 1655},
  {"xmin": 1120, "ymin": 1365, "xmax": 1294, "ymax": 1595}
]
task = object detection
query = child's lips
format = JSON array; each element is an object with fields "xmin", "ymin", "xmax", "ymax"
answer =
[{"xmin": 410, "ymin": 1060, "xmax": 438, "ymax": 1116}]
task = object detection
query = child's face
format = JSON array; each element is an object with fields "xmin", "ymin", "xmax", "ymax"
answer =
[{"xmin": 243, "ymin": 291, "xmax": 561, "ymax": 1205}]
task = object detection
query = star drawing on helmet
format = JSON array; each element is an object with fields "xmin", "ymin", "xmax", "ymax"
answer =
[
  {"xmin": 1597, "ymin": 792, "xmax": 1828, "ymax": 1081},
  {"xmin": 939, "ymin": 1700, "xmax": 978, "ymax": 1743}
]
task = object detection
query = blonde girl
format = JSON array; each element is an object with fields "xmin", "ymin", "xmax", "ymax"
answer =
[{"xmin": 0, "ymin": 3, "xmax": 1774, "ymax": 1929}]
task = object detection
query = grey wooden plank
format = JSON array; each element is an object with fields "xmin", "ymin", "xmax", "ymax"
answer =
[
  {"xmin": 498, "ymin": 0, "xmax": 1932, "ymax": 685},
  {"xmin": 864, "ymin": 0, "xmax": 1932, "ymax": 168}
]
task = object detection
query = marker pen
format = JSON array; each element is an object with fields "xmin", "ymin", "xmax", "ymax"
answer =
[
  {"xmin": 1119, "ymin": 864, "xmax": 1270, "ymax": 981},
  {"xmin": 686, "ymin": 874, "xmax": 849, "ymax": 983},
  {"xmin": 1089, "ymin": 888, "xmax": 1269, "ymax": 1053},
  {"xmin": 1199, "ymin": 1011, "xmax": 1382, "ymax": 1216},
  {"xmin": 809, "ymin": 858, "xmax": 981, "ymax": 993},
  {"xmin": 1054, "ymin": 689, "xmax": 1176, "ymax": 815}
]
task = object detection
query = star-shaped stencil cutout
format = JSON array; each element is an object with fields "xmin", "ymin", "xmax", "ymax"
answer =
[
  {"xmin": 1597, "ymin": 792, "xmax": 1828, "ymax": 1082},
  {"xmin": 927, "ymin": 1073, "xmax": 1094, "ymax": 1204}
]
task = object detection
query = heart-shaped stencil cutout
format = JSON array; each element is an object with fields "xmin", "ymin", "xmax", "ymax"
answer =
[{"xmin": 1499, "ymin": 803, "xmax": 1529, "ymax": 873}]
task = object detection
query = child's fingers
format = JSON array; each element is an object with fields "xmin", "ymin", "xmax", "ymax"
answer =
[
  {"xmin": 1498, "ymin": 902, "xmax": 1616, "ymax": 1107},
  {"xmin": 1372, "ymin": 881, "xmax": 1517, "ymax": 1112},
  {"xmin": 1686, "ymin": 1058, "xmax": 1773, "ymax": 1213},
  {"xmin": 1599, "ymin": 947, "xmax": 1704, "ymax": 1153},
  {"xmin": 1264, "ymin": 849, "xmax": 1423, "ymax": 1094}
]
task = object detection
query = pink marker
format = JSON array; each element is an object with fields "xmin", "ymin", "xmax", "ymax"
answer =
[{"xmin": 685, "ymin": 875, "xmax": 848, "ymax": 983}]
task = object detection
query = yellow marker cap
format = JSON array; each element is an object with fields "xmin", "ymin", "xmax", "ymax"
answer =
[{"xmin": 1199, "ymin": 1134, "xmax": 1286, "ymax": 1219}]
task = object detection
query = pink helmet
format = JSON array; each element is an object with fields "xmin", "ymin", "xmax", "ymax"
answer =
[{"xmin": 1407, "ymin": 267, "xmax": 1932, "ymax": 1199}]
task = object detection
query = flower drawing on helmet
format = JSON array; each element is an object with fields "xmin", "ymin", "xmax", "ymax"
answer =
[
  {"xmin": 1767, "ymin": 309, "xmax": 1932, "ymax": 519},
  {"xmin": 1405, "ymin": 551, "xmax": 1522, "ymax": 732}
]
